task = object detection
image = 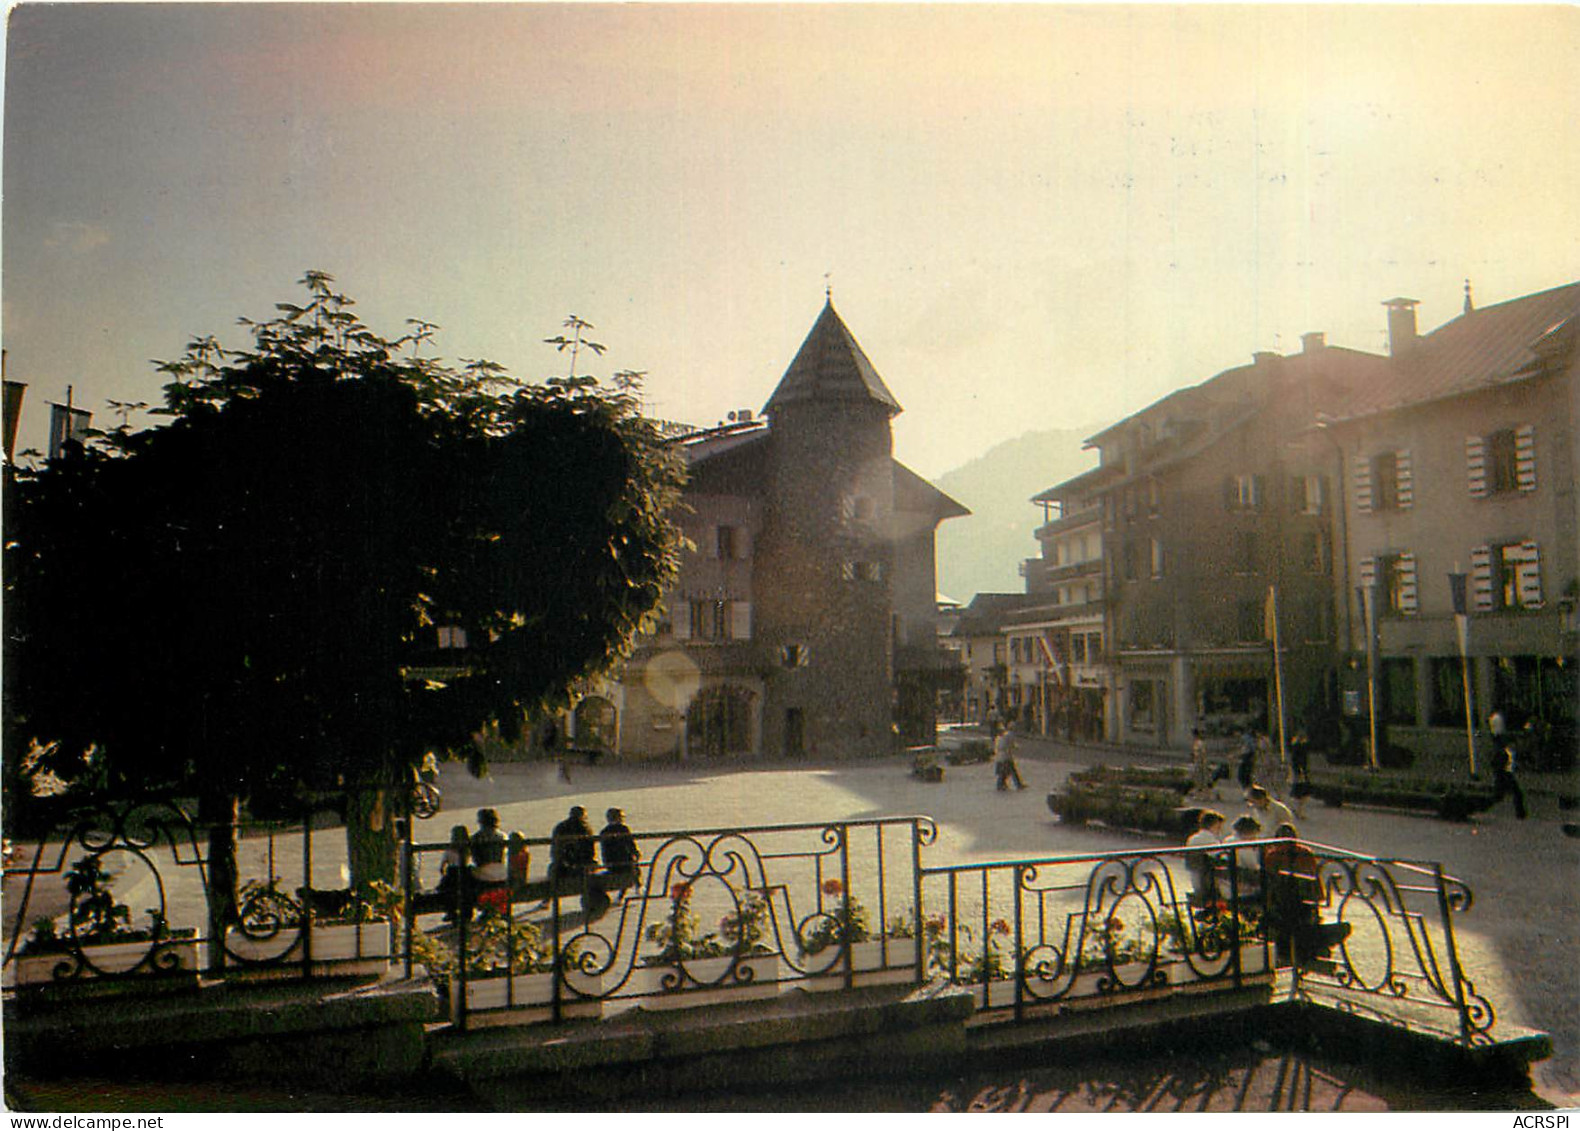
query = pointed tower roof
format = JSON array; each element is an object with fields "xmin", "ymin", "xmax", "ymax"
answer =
[{"xmin": 763, "ymin": 301, "xmax": 902, "ymax": 416}]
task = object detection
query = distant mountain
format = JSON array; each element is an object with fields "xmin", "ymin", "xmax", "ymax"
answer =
[{"xmin": 932, "ymin": 428, "xmax": 1100, "ymax": 605}]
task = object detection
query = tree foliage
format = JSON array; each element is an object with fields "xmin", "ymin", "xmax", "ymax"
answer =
[{"xmin": 4, "ymin": 272, "xmax": 686, "ymax": 818}]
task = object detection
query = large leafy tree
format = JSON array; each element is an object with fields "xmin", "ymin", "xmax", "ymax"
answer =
[{"xmin": 4, "ymin": 272, "xmax": 685, "ymax": 931}]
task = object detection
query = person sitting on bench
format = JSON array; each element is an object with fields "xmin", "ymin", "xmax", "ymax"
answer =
[
  {"xmin": 1184, "ymin": 810, "xmax": 1227, "ymax": 913},
  {"xmin": 1263, "ymin": 822, "xmax": 1349, "ymax": 968},
  {"xmin": 471, "ymin": 808, "xmax": 509, "ymax": 917},
  {"xmin": 435, "ymin": 824, "xmax": 472, "ymax": 922}
]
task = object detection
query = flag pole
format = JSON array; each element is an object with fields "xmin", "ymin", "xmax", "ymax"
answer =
[
  {"xmin": 1268, "ymin": 585, "xmax": 1288, "ymax": 769},
  {"xmin": 1448, "ymin": 566, "xmax": 1477, "ymax": 776}
]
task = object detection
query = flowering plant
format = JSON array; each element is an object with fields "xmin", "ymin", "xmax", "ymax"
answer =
[
  {"xmin": 931, "ymin": 917, "xmax": 1014, "ymax": 984},
  {"xmin": 644, "ymin": 881, "xmax": 727, "ymax": 961},
  {"xmin": 719, "ymin": 890, "xmax": 774, "ymax": 955},
  {"xmin": 799, "ymin": 878, "xmax": 872, "ymax": 955}
]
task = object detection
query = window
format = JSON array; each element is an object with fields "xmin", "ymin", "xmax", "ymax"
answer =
[
  {"xmin": 1298, "ymin": 595, "xmax": 1331, "ymax": 642},
  {"xmin": 1380, "ymin": 658, "xmax": 1417, "ymax": 725},
  {"xmin": 1488, "ymin": 430, "xmax": 1518, "ymax": 494},
  {"xmin": 1128, "ymin": 681, "xmax": 1157, "ymax": 731},
  {"xmin": 1236, "ymin": 530, "xmax": 1259, "ymax": 574},
  {"xmin": 780, "ymin": 643, "xmax": 808, "ymax": 668},
  {"xmin": 1380, "ymin": 554, "xmax": 1408, "ymax": 616},
  {"xmin": 1122, "ymin": 540, "xmax": 1139, "ymax": 582},
  {"xmin": 841, "ymin": 494, "xmax": 875, "ymax": 522},
  {"xmin": 689, "ymin": 600, "xmax": 729, "ymax": 640},
  {"xmin": 1236, "ymin": 600, "xmax": 1263, "ymax": 642},
  {"xmin": 1292, "ymin": 474, "xmax": 1326, "ymax": 515},
  {"xmin": 1225, "ymin": 473, "xmax": 1264, "ymax": 511},
  {"xmin": 716, "ymin": 525, "xmax": 738, "ymax": 560},
  {"xmin": 1429, "ymin": 657, "xmax": 1476, "ymax": 727},
  {"xmin": 1148, "ymin": 480, "xmax": 1162, "ymax": 516},
  {"xmin": 1300, "ymin": 529, "xmax": 1331, "ymax": 574},
  {"xmin": 1149, "ymin": 537, "xmax": 1164, "ymax": 579},
  {"xmin": 1071, "ymin": 634, "xmax": 1088, "ymax": 664},
  {"xmin": 1495, "ymin": 542, "xmax": 1543, "ymax": 610},
  {"xmin": 1372, "ymin": 452, "xmax": 1399, "ymax": 511},
  {"xmin": 437, "ymin": 625, "xmax": 468, "ymax": 649}
]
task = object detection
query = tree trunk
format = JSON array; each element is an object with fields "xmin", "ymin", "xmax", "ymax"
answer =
[
  {"xmin": 198, "ymin": 790, "xmax": 240, "ymax": 973},
  {"xmin": 343, "ymin": 786, "xmax": 398, "ymax": 902}
]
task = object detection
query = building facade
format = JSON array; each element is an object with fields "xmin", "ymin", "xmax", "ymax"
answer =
[
  {"xmin": 607, "ymin": 301, "xmax": 968, "ymax": 761},
  {"xmin": 1315, "ymin": 284, "xmax": 1579, "ymax": 772}
]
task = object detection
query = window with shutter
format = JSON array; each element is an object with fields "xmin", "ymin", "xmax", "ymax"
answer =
[
  {"xmin": 1515, "ymin": 425, "xmax": 1537, "ymax": 492},
  {"xmin": 1354, "ymin": 455, "xmax": 1374, "ymax": 513},
  {"xmin": 1466, "ymin": 435, "xmax": 1489, "ymax": 498},
  {"xmin": 1395, "ymin": 450, "xmax": 1413, "ymax": 509},
  {"xmin": 731, "ymin": 601, "xmax": 753, "ymax": 640},
  {"xmin": 1469, "ymin": 545, "xmax": 1495, "ymax": 611},
  {"xmin": 1396, "ymin": 552, "xmax": 1418, "ymax": 614},
  {"xmin": 1359, "ymin": 555, "xmax": 1378, "ymax": 589},
  {"xmin": 1516, "ymin": 541, "xmax": 1543, "ymax": 607}
]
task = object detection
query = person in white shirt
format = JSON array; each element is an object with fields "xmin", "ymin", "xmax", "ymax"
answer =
[
  {"xmin": 1247, "ymin": 786, "xmax": 1295, "ymax": 835},
  {"xmin": 993, "ymin": 725, "xmax": 1025, "ymax": 791},
  {"xmin": 1184, "ymin": 810, "xmax": 1227, "ymax": 908},
  {"xmin": 1229, "ymin": 814, "xmax": 1264, "ymax": 900}
]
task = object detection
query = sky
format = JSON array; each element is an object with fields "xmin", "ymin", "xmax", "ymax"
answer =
[{"xmin": 4, "ymin": 3, "xmax": 1578, "ymax": 479}]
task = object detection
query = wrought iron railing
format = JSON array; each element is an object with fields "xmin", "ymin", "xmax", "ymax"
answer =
[
  {"xmin": 402, "ymin": 815, "xmax": 937, "ymax": 1028},
  {"xmin": 918, "ymin": 838, "xmax": 1493, "ymax": 1045},
  {"xmin": 2, "ymin": 800, "xmax": 1492, "ymax": 1046}
]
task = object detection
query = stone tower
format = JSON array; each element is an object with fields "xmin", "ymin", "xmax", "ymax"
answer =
[{"xmin": 755, "ymin": 301, "xmax": 902, "ymax": 758}]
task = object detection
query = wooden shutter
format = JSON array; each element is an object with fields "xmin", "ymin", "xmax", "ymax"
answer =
[
  {"xmin": 673, "ymin": 601, "xmax": 692, "ymax": 639},
  {"xmin": 1395, "ymin": 450, "xmax": 1414, "ymax": 509},
  {"xmin": 1359, "ymin": 556, "xmax": 1377, "ymax": 588},
  {"xmin": 731, "ymin": 601, "xmax": 753, "ymax": 640},
  {"xmin": 1354, "ymin": 455, "xmax": 1373, "ymax": 513},
  {"xmin": 1397, "ymin": 552, "xmax": 1418, "ymax": 614},
  {"xmin": 1515, "ymin": 425, "xmax": 1537, "ymax": 492},
  {"xmin": 1515, "ymin": 542, "xmax": 1543, "ymax": 608},
  {"xmin": 1466, "ymin": 436, "xmax": 1488, "ymax": 498},
  {"xmin": 1469, "ymin": 545, "xmax": 1494, "ymax": 612}
]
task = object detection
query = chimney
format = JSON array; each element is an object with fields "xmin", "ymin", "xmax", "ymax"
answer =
[
  {"xmin": 1383, "ymin": 297, "xmax": 1419, "ymax": 356},
  {"xmin": 1301, "ymin": 331, "xmax": 1326, "ymax": 353},
  {"xmin": 1252, "ymin": 350, "xmax": 1279, "ymax": 366}
]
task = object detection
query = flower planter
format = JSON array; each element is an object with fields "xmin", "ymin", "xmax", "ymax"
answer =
[
  {"xmin": 458, "ymin": 968, "xmax": 606, "ymax": 1027},
  {"xmin": 14, "ymin": 934, "xmax": 201, "ymax": 996},
  {"xmin": 223, "ymin": 919, "xmax": 391, "ymax": 979},
  {"xmin": 798, "ymin": 937, "xmax": 921, "ymax": 992},
  {"xmin": 624, "ymin": 953, "xmax": 782, "ymax": 1011},
  {"xmin": 967, "ymin": 978, "xmax": 1019, "ymax": 1010},
  {"xmin": 1058, "ymin": 959, "xmax": 1173, "ymax": 1008},
  {"xmin": 1170, "ymin": 943, "xmax": 1272, "ymax": 992}
]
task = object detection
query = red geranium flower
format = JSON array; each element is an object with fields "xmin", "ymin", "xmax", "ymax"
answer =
[
  {"xmin": 991, "ymin": 918, "xmax": 1011, "ymax": 936},
  {"xmin": 670, "ymin": 882, "xmax": 693, "ymax": 902},
  {"xmin": 821, "ymin": 879, "xmax": 844, "ymax": 897},
  {"xmin": 1105, "ymin": 916, "xmax": 1124, "ymax": 933}
]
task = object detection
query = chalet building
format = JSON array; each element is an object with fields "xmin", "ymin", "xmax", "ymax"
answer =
[
  {"xmin": 1308, "ymin": 283, "xmax": 1579, "ymax": 772},
  {"xmin": 605, "ymin": 302, "xmax": 968, "ymax": 761},
  {"xmin": 1011, "ymin": 463, "xmax": 1118, "ymax": 741},
  {"xmin": 949, "ymin": 593, "xmax": 1038, "ymax": 726},
  {"xmin": 1035, "ymin": 331, "xmax": 1391, "ymax": 751}
]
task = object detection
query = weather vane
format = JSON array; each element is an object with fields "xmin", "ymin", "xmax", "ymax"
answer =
[{"xmin": 824, "ymin": 272, "xmax": 832, "ymax": 301}]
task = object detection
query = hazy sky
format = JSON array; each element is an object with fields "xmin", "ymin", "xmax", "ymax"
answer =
[{"xmin": 5, "ymin": 3, "xmax": 1577, "ymax": 478}]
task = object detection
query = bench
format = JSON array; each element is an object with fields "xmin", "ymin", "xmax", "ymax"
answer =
[{"xmin": 408, "ymin": 870, "xmax": 638, "ymax": 918}]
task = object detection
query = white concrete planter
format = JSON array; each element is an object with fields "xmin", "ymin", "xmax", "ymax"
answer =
[
  {"xmin": 967, "ymin": 978, "xmax": 1019, "ymax": 1010},
  {"xmin": 1060, "ymin": 959, "xmax": 1173, "ymax": 1005},
  {"xmin": 626, "ymin": 953, "xmax": 782, "ymax": 1011},
  {"xmin": 14, "ymin": 935, "xmax": 201, "ymax": 992},
  {"xmin": 223, "ymin": 919, "xmax": 391, "ymax": 978},
  {"xmin": 1170, "ymin": 943, "xmax": 1271, "ymax": 991},
  {"xmin": 799, "ymin": 937, "xmax": 922, "ymax": 992},
  {"xmin": 459, "ymin": 968, "xmax": 605, "ymax": 1026}
]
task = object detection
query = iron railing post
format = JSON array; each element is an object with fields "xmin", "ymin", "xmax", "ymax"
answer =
[
  {"xmin": 400, "ymin": 817, "xmax": 414, "ymax": 981},
  {"xmin": 840, "ymin": 824, "xmax": 853, "ymax": 990},
  {"xmin": 912, "ymin": 819, "xmax": 925, "ymax": 984},
  {"xmin": 302, "ymin": 804, "xmax": 313, "ymax": 979},
  {"xmin": 1013, "ymin": 863, "xmax": 1024, "ymax": 1021},
  {"xmin": 1433, "ymin": 862, "xmax": 1473, "ymax": 1045}
]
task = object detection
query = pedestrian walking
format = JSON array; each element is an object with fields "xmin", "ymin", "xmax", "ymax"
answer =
[
  {"xmin": 1288, "ymin": 728, "xmax": 1312, "ymax": 818},
  {"xmin": 993, "ymin": 724, "xmax": 1026, "ymax": 791},
  {"xmin": 1191, "ymin": 728, "xmax": 1218, "ymax": 798},
  {"xmin": 1235, "ymin": 729, "xmax": 1257, "ymax": 794},
  {"xmin": 1490, "ymin": 736, "xmax": 1528, "ymax": 820}
]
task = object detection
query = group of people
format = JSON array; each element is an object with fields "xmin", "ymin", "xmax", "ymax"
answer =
[
  {"xmin": 434, "ymin": 805, "xmax": 642, "ymax": 921},
  {"xmin": 1190, "ymin": 726, "xmax": 1311, "ymax": 814}
]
